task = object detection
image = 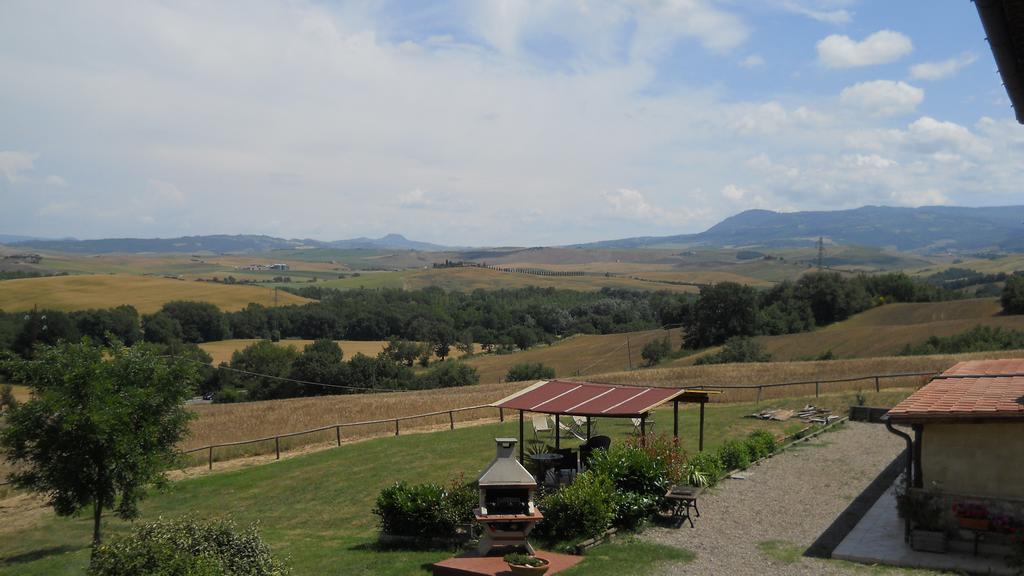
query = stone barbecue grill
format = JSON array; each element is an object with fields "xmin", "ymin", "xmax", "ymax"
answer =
[{"xmin": 474, "ymin": 438, "xmax": 542, "ymax": 555}]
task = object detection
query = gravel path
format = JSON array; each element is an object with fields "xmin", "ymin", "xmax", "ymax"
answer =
[{"xmin": 645, "ymin": 422, "xmax": 936, "ymax": 575}]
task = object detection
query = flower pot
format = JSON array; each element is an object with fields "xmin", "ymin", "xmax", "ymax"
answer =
[
  {"xmin": 910, "ymin": 529, "xmax": 947, "ymax": 553},
  {"xmin": 507, "ymin": 558, "xmax": 550, "ymax": 576},
  {"xmin": 957, "ymin": 517, "xmax": 989, "ymax": 531}
]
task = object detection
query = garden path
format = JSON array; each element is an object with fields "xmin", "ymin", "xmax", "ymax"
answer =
[{"xmin": 645, "ymin": 421, "xmax": 943, "ymax": 575}]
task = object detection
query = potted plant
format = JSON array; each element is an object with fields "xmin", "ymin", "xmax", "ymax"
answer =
[
  {"xmin": 896, "ymin": 485, "xmax": 946, "ymax": 553},
  {"xmin": 953, "ymin": 502, "xmax": 990, "ymax": 531},
  {"xmin": 504, "ymin": 552, "xmax": 550, "ymax": 575}
]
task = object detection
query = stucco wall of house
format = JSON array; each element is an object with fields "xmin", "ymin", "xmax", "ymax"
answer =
[{"xmin": 921, "ymin": 421, "xmax": 1024, "ymax": 500}]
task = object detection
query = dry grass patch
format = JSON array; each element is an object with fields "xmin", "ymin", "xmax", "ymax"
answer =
[
  {"xmin": 402, "ymin": 267, "xmax": 698, "ymax": 293},
  {"xmin": 198, "ymin": 338, "xmax": 476, "ymax": 365},
  {"xmin": 0, "ymin": 274, "xmax": 310, "ymax": 313}
]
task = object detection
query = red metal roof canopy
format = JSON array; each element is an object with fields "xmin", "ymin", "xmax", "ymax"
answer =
[
  {"xmin": 888, "ymin": 359, "xmax": 1024, "ymax": 423},
  {"xmin": 492, "ymin": 379, "xmax": 711, "ymax": 417}
]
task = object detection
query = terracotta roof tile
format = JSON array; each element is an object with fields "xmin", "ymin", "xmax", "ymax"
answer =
[{"xmin": 888, "ymin": 360, "xmax": 1024, "ymax": 422}]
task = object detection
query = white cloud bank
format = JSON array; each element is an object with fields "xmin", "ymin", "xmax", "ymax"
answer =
[
  {"xmin": 817, "ymin": 30, "xmax": 913, "ymax": 68},
  {"xmin": 909, "ymin": 52, "xmax": 977, "ymax": 80},
  {"xmin": 840, "ymin": 80, "xmax": 924, "ymax": 117}
]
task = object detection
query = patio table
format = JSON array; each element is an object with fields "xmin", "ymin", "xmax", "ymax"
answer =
[{"xmin": 528, "ymin": 453, "xmax": 563, "ymax": 486}]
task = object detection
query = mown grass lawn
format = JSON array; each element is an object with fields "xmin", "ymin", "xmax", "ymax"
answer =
[{"xmin": 0, "ymin": 387, "xmax": 913, "ymax": 575}]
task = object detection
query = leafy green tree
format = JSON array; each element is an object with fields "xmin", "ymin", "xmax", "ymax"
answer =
[
  {"xmin": 415, "ymin": 360, "xmax": 479, "ymax": 389},
  {"xmin": 640, "ymin": 336, "xmax": 672, "ymax": 366},
  {"xmin": 159, "ymin": 301, "xmax": 230, "ymax": 343},
  {"xmin": 505, "ymin": 362, "xmax": 555, "ymax": 382},
  {"xmin": 142, "ymin": 312, "xmax": 184, "ymax": 344},
  {"xmin": 289, "ymin": 339, "xmax": 346, "ymax": 391},
  {"xmin": 73, "ymin": 306, "xmax": 142, "ymax": 345},
  {"xmin": 381, "ymin": 339, "xmax": 423, "ymax": 367},
  {"xmin": 228, "ymin": 340, "xmax": 300, "ymax": 400},
  {"xmin": 0, "ymin": 340, "xmax": 197, "ymax": 548},
  {"xmin": 1002, "ymin": 275, "xmax": 1024, "ymax": 315},
  {"xmin": 694, "ymin": 336, "xmax": 772, "ymax": 365},
  {"xmin": 683, "ymin": 282, "xmax": 760, "ymax": 348},
  {"xmin": 12, "ymin": 309, "xmax": 79, "ymax": 357},
  {"xmin": 794, "ymin": 272, "xmax": 871, "ymax": 326}
]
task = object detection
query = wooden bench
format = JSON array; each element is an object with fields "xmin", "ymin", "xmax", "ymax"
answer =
[{"xmin": 663, "ymin": 485, "xmax": 702, "ymax": 528}]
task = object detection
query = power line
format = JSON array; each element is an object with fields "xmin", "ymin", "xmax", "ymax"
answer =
[{"xmin": 161, "ymin": 355, "xmax": 391, "ymax": 394}]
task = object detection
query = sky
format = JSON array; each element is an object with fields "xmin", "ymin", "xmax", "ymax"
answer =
[{"xmin": 1, "ymin": 0, "xmax": 1022, "ymax": 246}]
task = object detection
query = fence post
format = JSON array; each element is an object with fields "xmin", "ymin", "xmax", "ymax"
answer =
[
  {"xmin": 756, "ymin": 386, "xmax": 762, "ymax": 404},
  {"xmin": 395, "ymin": 419, "xmax": 400, "ymax": 436},
  {"xmin": 815, "ymin": 382, "xmax": 819, "ymax": 398},
  {"xmin": 208, "ymin": 446, "xmax": 213, "ymax": 470},
  {"xmin": 875, "ymin": 376, "xmax": 880, "ymax": 393},
  {"xmin": 336, "ymin": 425, "xmax": 341, "ymax": 446},
  {"xmin": 449, "ymin": 411, "xmax": 455, "ymax": 430},
  {"xmin": 499, "ymin": 407, "xmax": 504, "ymax": 422},
  {"xmin": 275, "ymin": 437, "xmax": 280, "ymax": 460}
]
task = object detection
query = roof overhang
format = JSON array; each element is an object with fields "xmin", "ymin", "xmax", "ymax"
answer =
[
  {"xmin": 975, "ymin": 0, "xmax": 1024, "ymax": 123},
  {"xmin": 492, "ymin": 379, "xmax": 718, "ymax": 418}
]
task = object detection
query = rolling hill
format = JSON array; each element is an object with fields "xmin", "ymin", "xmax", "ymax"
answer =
[{"xmin": 582, "ymin": 205, "xmax": 1024, "ymax": 252}]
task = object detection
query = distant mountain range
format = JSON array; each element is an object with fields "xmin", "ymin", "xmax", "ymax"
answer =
[
  {"xmin": 2, "ymin": 233, "xmax": 450, "ymax": 254},
  {"xmin": 4, "ymin": 205, "xmax": 1024, "ymax": 254},
  {"xmin": 579, "ymin": 205, "xmax": 1024, "ymax": 252}
]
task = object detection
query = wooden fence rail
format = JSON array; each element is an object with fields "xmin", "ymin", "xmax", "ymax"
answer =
[{"xmin": 0, "ymin": 370, "xmax": 937, "ymax": 480}]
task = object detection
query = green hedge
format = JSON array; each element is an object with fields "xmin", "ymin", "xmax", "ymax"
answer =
[
  {"xmin": 372, "ymin": 480, "xmax": 476, "ymax": 539},
  {"xmin": 88, "ymin": 516, "xmax": 288, "ymax": 576}
]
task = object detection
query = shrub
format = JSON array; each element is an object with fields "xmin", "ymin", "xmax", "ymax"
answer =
[
  {"xmin": 717, "ymin": 439, "xmax": 751, "ymax": 471},
  {"xmin": 88, "ymin": 515, "xmax": 288, "ymax": 576},
  {"xmin": 505, "ymin": 362, "xmax": 555, "ymax": 382},
  {"xmin": 745, "ymin": 430, "xmax": 777, "ymax": 460},
  {"xmin": 586, "ymin": 436, "xmax": 684, "ymax": 499},
  {"xmin": 694, "ymin": 336, "xmax": 771, "ymax": 365},
  {"xmin": 536, "ymin": 471, "xmax": 615, "ymax": 541},
  {"xmin": 612, "ymin": 491, "xmax": 658, "ymax": 530},
  {"xmin": 372, "ymin": 478, "xmax": 476, "ymax": 539},
  {"xmin": 684, "ymin": 452, "xmax": 724, "ymax": 487},
  {"xmin": 640, "ymin": 337, "xmax": 671, "ymax": 366}
]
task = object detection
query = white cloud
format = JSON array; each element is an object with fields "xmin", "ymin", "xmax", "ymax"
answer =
[
  {"xmin": 906, "ymin": 116, "xmax": 992, "ymax": 156},
  {"xmin": 909, "ymin": 52, "xmax": 977, "ymax": 81},
  {"xmin": 145, "ymin": 179, "xmax": 185, "ymax": 203},
  {"xmin": 398, "ymin": 188, "xmax": 438, "ymax": 209},
  {"xmin": 721, "ymin": 184, "xmax": 746, "ymax": 200},
  {"xmin": 0, "ymin": 151, "xmax": 37, "ymax": 183},
  {"xmin": 602, "ymin": 188, "xmax": 698, "ymax": 226},
  {"xmin": 740, "ymin": 54, "xmax": 765, "ymax": 68},
  {"xmin": 774, "ymin": 1, "xmax": 852, "ymax": 24},
  {"xmin": 44, "ymin": 175, "xmax": 68, "ymax": 187},
  {"xmin": 817, "ymin": 30, "xmax": 913, "ymax": 68},
  {"xmin": 840, "ymin": 80, "xmax": 923, "ymax": 116}
]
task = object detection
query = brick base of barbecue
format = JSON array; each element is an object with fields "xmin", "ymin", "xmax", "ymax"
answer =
[{"xmin": 432, "ymin": 550, "xmax": 583, "ymax": 576}]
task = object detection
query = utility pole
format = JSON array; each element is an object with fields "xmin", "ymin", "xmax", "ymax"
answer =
[{"xmin": 817, "ymin": 237, "xmax": 825, "ymax": 270}]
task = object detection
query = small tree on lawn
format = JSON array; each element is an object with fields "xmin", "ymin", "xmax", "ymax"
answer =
[
  {"xmin": 0, "ymin": 339, "xmax": 198, "ymax": 551},
  {"xmin": 640, "ymin": 337, "xmax": 672, "ymax": 366}
]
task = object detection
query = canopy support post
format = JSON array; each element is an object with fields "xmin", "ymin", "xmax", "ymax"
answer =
[
  {"xmin": 555, "ymin": 414, "xmax": 560, "ymax": 450},
  {"xmin": 519, "ymin": 410, "xmax": 524, "ymax": 462},
  {"xmin": 699, "ymin": 400, "xmax": 706, "ymax": 452},
  {"xmin": 586, "ymin": 416, "xmax": 592, "ymax": 440},
  {"xmin": 673, "ymin": 400, "xmax": 679, "ymax": 440},
  {"xmin": 640, "ymin": 412, "xmax": 647, "ymax": 446}
]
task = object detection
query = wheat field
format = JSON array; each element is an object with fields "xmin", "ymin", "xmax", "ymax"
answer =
[{"xmin": 0, "ymin": 274, "xmax": 311, "ymax": 313}]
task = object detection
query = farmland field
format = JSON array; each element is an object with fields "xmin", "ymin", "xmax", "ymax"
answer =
[
  {"xmin": 401, "ymin": 267, "xmax": 700, "ymax": 293},
  {"xmin": 752, "ymin": 298, "xmax": 1024, "ymax": 361},
  {"xmin": 0, "ymin": 274, "xmax": 310, "ymax": 313},
  {"xmin": 463, "ymin": 328, "xmax": 685, "ymax": 383},
  {"xmin": 198, "ymin": 338, "xmax": 476, "ymax": 365}
]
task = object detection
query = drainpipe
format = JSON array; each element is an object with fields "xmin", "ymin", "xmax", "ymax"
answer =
[{"xmin": 885, "ymin": 417, "xmax": 913, "ymax": 543}]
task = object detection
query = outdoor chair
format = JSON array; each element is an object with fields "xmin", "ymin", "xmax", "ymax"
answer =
[
  {"xmin": 552, "ymin": 447, "xmax": 578, "ymax": 484},
  {"xmin": 630, "ymin": 416, "xmax": 655, "ymax": 435},
  {"xmin": 572, "ymin": 415, "xmax": 596, "ymax": 436},
  {"xmin": 532, "ymin": 414, "xmax": 552, "ymax": 440},
  {"xmin": 557, "ymin": 418, "xmax": 586, "ymax": 441},
  {"xmin": 579, "ymin": 435, "xmax": 611, "ymax": 470}
]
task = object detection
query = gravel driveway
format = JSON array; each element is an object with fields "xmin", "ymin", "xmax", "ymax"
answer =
[{"xmin": 645, "ymin": 421, "xmax": 940, "ymax": 575}]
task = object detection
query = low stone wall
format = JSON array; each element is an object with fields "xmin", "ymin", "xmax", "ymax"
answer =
[{"xmin": 930, "ymin": 491, "xmax": 1024, "ymax": 556}]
